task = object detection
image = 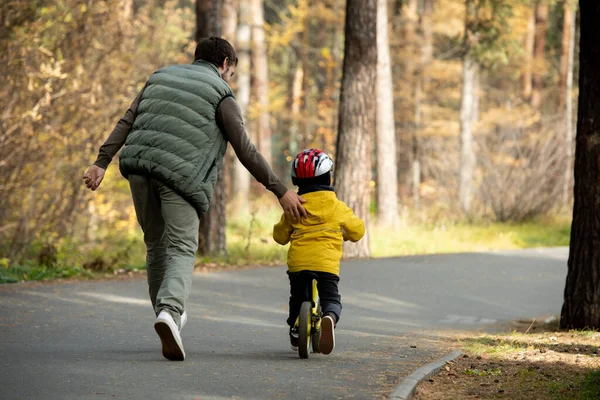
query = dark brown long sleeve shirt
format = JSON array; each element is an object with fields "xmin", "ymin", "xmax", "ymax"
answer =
[{"xmin": 94, "ymin": 90, "xmax": 288, "ymax": 198}]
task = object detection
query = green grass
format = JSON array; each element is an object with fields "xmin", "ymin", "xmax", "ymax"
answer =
[
  {"xmin": 576, "ymin": 330, "xmax": 600, "ymax": 339},
  {"xmin": 0, "ymin": 262, "xmax": 94, "ymax": 283},
  {"xmin": 546, "ymin": 369, "xmax": 600, "ymax": 400},
  {"xmin": 581, "ymin": 370, "xmax": 600, "ymax": 400},
  {"xmin": 0, "ymin": 260, "xmax": 147, "ymax": 284},
  {"xmin": 462, "ymin": 336, "xmax": 530, "ymax": 356},
  {"xmin": 547, "ymin": 380, "xmax": 574, "ymax": 400},
  {"xmin": 217, "ymin": 211, "xmax": 571, "ymax": 265},
  {"xmin": 370, "ymin": 217, "xmax": 571, "ymax": 258}
]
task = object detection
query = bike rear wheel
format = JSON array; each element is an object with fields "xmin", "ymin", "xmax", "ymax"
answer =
[
  {"xmin": 298, "ymin": 301, "xmax": 312, "ymax": 359},
  {"xmin": 311, "ymin": 305, "xmax": 322, "ymax": 353}
]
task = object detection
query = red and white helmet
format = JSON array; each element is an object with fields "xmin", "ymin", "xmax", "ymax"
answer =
[{"xmin": 291, "ymin": 148, "xmax": 333, "ymax": 179}]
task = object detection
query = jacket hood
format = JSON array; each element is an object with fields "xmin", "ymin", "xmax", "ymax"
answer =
[{"xmin": 299, "ymin": 191, "xmax": 339, "ymax": 226}]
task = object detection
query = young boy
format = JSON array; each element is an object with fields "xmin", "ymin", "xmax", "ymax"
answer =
[{"xmin": 273, "ymin": 148, "xmax": 365, "ymax": 355}]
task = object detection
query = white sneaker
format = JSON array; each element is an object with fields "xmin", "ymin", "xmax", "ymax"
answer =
[
  {"xmin": 154, "ymin": 310, "xmax": 185, "ymax": 361},
  {"xmin": 180, "ymin": 311, "xmax": 187, "ymax": 332}
]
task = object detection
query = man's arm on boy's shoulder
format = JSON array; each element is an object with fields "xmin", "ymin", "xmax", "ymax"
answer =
[
  {"xmin": 217, "ymin": 96, "xmax": 307, "ymax": 222},
  {"xmin": 217, "ymin": 97, "xmax": 288, "ymax": 198},
  {"xmin": 273, "ymin": 213, "xmax": 293, "ymax": 245},
  {"xmin": 340, "ymin": 204, "xmax": 365, "ymax": 242}
]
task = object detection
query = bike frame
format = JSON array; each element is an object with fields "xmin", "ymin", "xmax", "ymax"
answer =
[
  {"xmin": 311, "ymin": 279, "xmax": 321, "ymax": 331},
  {"xmin": 293, "ymin": 279, "xmax": 322, "ymax": 330}
]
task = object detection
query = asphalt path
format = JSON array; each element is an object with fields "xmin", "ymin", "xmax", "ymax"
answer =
[{"xmin": 0, "ymin": 248, "xmax": 568, "ymax": 399}]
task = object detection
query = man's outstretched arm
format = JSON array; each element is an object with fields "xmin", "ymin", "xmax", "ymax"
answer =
[{"xmin": 217, "ymin": 96, "xmax": 307, "ymax": 221}]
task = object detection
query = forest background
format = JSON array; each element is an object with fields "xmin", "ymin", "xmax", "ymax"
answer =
[{"xmin": 0, "ymin": 0, "xmax": 576, "ymax": 281}]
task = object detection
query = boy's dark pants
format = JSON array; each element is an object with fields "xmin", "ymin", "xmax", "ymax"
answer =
[{"xmin": 287, "ymin": 270, "xmax": 342, "ymax": 327}]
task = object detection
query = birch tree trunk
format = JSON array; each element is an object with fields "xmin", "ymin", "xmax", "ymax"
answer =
[
  {"xmin": 250, "ymin": 0, "xmax": 272, "ymax": 166},
  {"xmin": 376, "ymin": 0, "xmax": 398, "ymax": 226},
  {"xmin": 458, "ymin": 0, "xmax": 476, "ymax": 215},
  {"xmin": 471, "ymin": 64, "xmax": 479, "ymax": 122},
  {"xmin": 559, "ymin": 1, "xmax": 574, "ymax": 107},
  {"xmin": 560, "ymin": 0, "xmax": 600, "ymax": 330},
  {"xmin": 459, "ymin": 56, "xmax": 476, "ymax": 214},
  {"xmin": 336, "ymin": 0, "xmax": 377, "ymax": 259},
  {"xmin": 231, "ymin": 0, "xmax": 251, "ymax": 214}
]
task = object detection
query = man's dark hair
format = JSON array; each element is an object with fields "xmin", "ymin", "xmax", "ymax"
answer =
[{"xmin": 194, "ymin": 37, "xmax": 238, "ymax": 67}]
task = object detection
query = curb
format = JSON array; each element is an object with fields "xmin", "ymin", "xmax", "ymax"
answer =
[{"xmin": 388, "ymin": 350, "xmax": 463, "ymax": 400}]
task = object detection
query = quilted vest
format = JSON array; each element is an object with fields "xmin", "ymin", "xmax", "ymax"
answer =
[{"xmin": 119, "ymin": 61, "xmax": 233, "ymax": 215}]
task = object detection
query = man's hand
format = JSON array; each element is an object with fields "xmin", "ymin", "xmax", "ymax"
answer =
[
  {"xmin": 279, "ymin": 190, "xmax": 307, "ymax": 222},
  {"xmin": 83, "ymin": 165, "xmax": 106, "ymax": 191}
]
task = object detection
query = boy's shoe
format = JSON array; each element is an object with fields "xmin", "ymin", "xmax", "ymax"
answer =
[
  {"xmin": 154, "ymin": 310, "xmax": 185, "ymax": 361},
  {"xmin": 320, "ymin": 315, "xmax": 335, "ymax": 355},
  {"xmin": 180, "ymin": 311, "xmax": 188, "ymax": 332},
  {"xmin": 289, "ymin": 326, "xmax": 299, "ymax": 351}
]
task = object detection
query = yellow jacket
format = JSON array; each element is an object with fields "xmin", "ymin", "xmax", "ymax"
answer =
[{"xmin": 273, "ymin": 190, "xmax": 365, "ymax": 276}]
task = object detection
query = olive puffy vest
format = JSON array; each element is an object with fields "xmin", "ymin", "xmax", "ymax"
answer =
[{"xmin": 119, "ymin": 61, "xmax": 233, "ymax": 215}]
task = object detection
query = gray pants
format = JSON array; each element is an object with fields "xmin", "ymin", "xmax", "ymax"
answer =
[{"xmin": 129, "ymin": 175, "xmax": 199, "ymax": 328}]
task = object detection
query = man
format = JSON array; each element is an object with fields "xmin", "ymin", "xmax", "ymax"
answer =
[{"xmin": 83, "ymin": 37, "xmax": 306, "ymax": 361}]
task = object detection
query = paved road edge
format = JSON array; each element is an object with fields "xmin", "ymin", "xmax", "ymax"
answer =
[{"xmin": 388, "ymin": 350, "xmax": 462, "ymax": 400}]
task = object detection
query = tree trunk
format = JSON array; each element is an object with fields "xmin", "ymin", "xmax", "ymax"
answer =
[
  {"xmin": 562, "ymin": 2, "xmax": 577, "ymax": 206},
  {"xmin": 250, "ymin": 0, "xmax": 272, "ymax": 166},
  {"xmin": 560, "ymin": 0, "xmax": 600, "ymax": 330},
  {"xmin": 413, "ymin": 82, "xmax": 422, "ymax": 210},
  {"xmin": 420, "ymin": 0, "xmax": 434, "ymax": 71},
  {"xmin": 231, "ymin": 0, "xmax": 251, "ymax": 214},
  {"xmin": 523, "ymin": 6, "xmax": 535, "ymax": 101},
  {"xmin": 459, "ymin": 0, "xmax": 476, "ymax": 215},
  {"xmin": 459, "ymin": 55, "xmax": 476, "ymax": 214},
  {"xmin": 300, "ymin": 0, "xmax": 310, "ymax": 149},
  {"xmin": 198, "ymin": 167, "xmax": 228, "ymax": 256},
  {"xmin": 402, "ymin": 0, "xmax": 419, "ymax": 83},
  {"xmin": 412, "ymin": 0, "xmax": 433, "ymax": 209},
  {"xmin": 336, "ymin": 0, "xmax": 376, "ymax": 259},
  {"xmin": 531, "ymin": 2, "xmax": 548, "ymax": 109},
  {"xmin": 471, "ymin": 64, "xmax": 480, "ymax": 122},
  {"xmin": 398, "ymin": 0, "xmax": 419, "ymax": 196},
  {"xmin": 290, "ymin": 64, "xmax": 304, "ymax": 157},
  {"xmin": 376, "ymin": 0, "xmax": 398, "ymax": 226},
  {"xmin": 221, "ymin": 0, "xmax": 237, "ymax": 43},
  {"xmin": 559, "ymin": 1, "xmax": 574, "ymax": 107},
  {"xmin": 221, "ymin": 0, "xmax": 237, "ymax": 203},
  {"xmin": 196, "ymin": 0, "xmax": 222, "ymax": 41},
  {"xmin": 197, "ymin": 0, "xmax": 227, "ymax": 256}
]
